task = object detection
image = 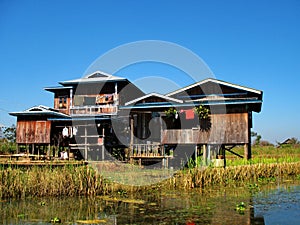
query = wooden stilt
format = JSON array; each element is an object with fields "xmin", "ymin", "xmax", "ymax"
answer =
[
  {"xmin": 130, "ymin": 117, "xmax": 134, "ymax": 160},
  {"xmin": 195, "ymin": 145, "xmax": 198, "ymax": 167},
  {"xmin": 203, "ymin": 144, "xmax": 207, "ymax": 165},
  {"xmin": 84, "ymin": 125, "xmax": 87, "ymax": 160},
  {"xmin": 102, "ymin": 127, "xmax": 105, "ymax": 160},
  {"xmin": 244, "ymin": 143, "xmax": 251, "ymax": 160}
]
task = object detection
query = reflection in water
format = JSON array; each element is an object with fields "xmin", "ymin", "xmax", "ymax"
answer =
[{"xmin": 0, "ymin": 182, "xmax": 299, "ymax": 224}]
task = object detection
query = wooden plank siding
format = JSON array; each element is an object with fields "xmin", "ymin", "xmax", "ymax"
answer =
[
  {"xmin": 162, "ymin": 113, "xmax": 248, "ymax": 144},
  {"xmin": 16, "ymin": 121, "xmax": 51, "ymax": 144}
]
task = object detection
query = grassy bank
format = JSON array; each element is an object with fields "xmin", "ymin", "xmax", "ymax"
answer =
[{"xmin": 1, "ymin": 161, "xmax": 300, "ymax": 199}]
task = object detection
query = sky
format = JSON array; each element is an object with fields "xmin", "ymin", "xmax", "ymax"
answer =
[{"xmin": 0, "ymin": 0, "xmax": 300, "ymax": 143}]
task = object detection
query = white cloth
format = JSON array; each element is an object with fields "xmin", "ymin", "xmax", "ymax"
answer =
[
  {"xmin": 62, "ymin": 127, "xmax": 69, "ymax": 137},
  {"xmin": 73, "ymin": 127, "xmax": 78, "ymax": 136}
]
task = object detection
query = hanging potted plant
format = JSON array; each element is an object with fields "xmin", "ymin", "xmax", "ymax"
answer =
[
  {"xmin": 194, "ymin": 105, "xmax": 211, "ymax": 131},
  {"xmin": 194, "ymin": 105, "xmax": 210, "ymax": 120},
  {"xmin": 165, "ymin": 108, "xmax": 178, "ymax": 119}
]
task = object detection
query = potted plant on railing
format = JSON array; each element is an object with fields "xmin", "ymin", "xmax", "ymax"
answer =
[
  {"xmin": 164, "ymin": 108, "xmax": 179, "ymax": 122},
  {"xmin": 194, "ymin": 105, "xmax": 211, "ymax": 131}
]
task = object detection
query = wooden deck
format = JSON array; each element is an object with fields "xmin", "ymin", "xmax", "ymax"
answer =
[{"xmin": 0, "ymin": 153, "xmax": 87, "ymax": 167}]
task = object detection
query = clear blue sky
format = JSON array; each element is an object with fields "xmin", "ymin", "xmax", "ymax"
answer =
[{"xmin": 1, "ymin": 0, "xmax": 300, "ymax": 143}]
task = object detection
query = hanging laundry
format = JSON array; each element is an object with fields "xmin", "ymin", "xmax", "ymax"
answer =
[
  {"xmin": 62, "ymin": 126, "xmax": 69, "ymax": 137},
  {"xmin": 72, "ymin": 126, "xmax": 78, "ymax": 136},
  {"xmin": 184, "ymin": 109, "xmax": 195, "ymax": 120}
]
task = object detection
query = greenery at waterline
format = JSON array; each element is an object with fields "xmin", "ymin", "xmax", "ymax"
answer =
[{"xmin": 1, "ymin": 160, "xmax": 299, "ymax": 199}]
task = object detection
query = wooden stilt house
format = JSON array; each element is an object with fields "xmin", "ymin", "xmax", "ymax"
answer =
[{"xmin": 10, "ymin": 71, "xmax": 263, "ymax": 167}]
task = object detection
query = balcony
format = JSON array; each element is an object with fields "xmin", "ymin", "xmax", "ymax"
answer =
[{"xmin": 70, "ymin": 105, "xmax": 118, "ymax": 116}]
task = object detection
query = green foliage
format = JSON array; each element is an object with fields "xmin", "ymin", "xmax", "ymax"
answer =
[
  {"xmin": 235, "ymin": 202, "xmax": 246, "ymax": 214},
  {"xmin": 2, "ymin": 125, "xmax": 16, "ymax": 143},
  {"xmin": 164, "ymin": 108, "xmax": 178, "ymax": 118},
  {"xmin": 248, "ymin": 183, "xmax": 260, "ymax": 194},
  {"xmin": 0, "ymin": 124, "xmax": 17, "ymax": 154},
  {"xmin": 50, "ymin": 217, "xmax": 61, "ymax": 223},
  {"xmin": 194, "ymin": 105, "xmax": 210, "ymax": 119}
]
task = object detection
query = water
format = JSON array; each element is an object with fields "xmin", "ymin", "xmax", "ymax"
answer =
[{"xmin": 1, "ymin": 181, "xmax": 299, "ymax": 225}]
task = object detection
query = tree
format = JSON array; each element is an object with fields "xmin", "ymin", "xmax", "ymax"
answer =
[
  {"xmin": 3, "ymin": 124, "xmax": 16, "ymax": 143},
  {"xmin": 289, "ymin": 137, "xmax": 299, "ymax": 145},
  {"xmin": 251, "ymin": 131, "xmax": 261, "ymax": 146}
]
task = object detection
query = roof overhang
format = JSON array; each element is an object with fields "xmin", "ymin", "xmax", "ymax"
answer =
[
  {"xmin": 44, "ymin": 86, "xmax": 73, "ymax": 93},
  {"xmin": 9, "ymin": 105, "xmax": 70, "ymax": 118},
  {"xmin": 59, "ymin": 70, "xmax": 128, "ymax": 86},
  {"xmin": 120, "ymin": 99, "xmax": 262, "ymax": 110},
  {"xmin": 166, "ymin": 78, "xmax": 263, "ymax": 97},
  {"xmin": 125, "ymin": 92, "xmax": 183, "ymax": 106}
]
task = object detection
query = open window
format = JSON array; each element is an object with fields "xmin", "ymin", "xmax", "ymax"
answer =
[{"xmin": 59, "ymin": 96, "xmax": 68, "ymax": 109}]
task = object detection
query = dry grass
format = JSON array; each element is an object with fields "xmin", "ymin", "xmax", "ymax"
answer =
[
  {"xmin": 1, "ymin": 161, "xmax": 300, "ymax": 199},
  {"xmin": 169, "ymin": 162, "xmax": 300, "ymax": 189}
]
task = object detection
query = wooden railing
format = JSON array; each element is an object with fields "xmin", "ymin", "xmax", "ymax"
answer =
[
  {"xmin": 161, "ymin": 128, "xmax": 247, "ymax": 144},
  {"xmin": 131, "ymin": 143, "xmax": 162, "ymax": 157},
  {"xmin": 70, "ymin": 105, "xmax": 118, "ymax": 115}
]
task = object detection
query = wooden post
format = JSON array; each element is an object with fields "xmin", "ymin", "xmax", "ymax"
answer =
[
  {"xmin": 102, "ymin": 127, "xmax": 105, "ymax": 160},
  {"xmin": 244, "ymin": 144, "xmax": 251, "ymax": 160},
  {"xmin": 47, "ymin": 144, "xmax": 50, "ymax": 159},
  {"xmin": 130, "ymin": 117, "xmax": 134, "ymax": 158},
  {"xmin": 195, "ymin": 145, "xmax": 198, "ymax": 167},
  {"xmin": 203, "ymin": 144, "xmax": 207, "ymax": 165},
  {"xmin": 84, "ymin": 125, "xmax": 87, "ymax": 161},
  {"xmin": 244, "ymin": 112, "xmax": 252, "ymax": 160},
  {"xmin": 37, "ymin": 145, "xmax": 40, "ymax": 160}
]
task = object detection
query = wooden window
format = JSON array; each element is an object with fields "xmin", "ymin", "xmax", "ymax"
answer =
[{"xmin": 59, "ymin": 96, "xmax": 67, "ymax": 109}]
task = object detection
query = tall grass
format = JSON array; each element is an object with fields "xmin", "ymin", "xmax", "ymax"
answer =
[
  {"xmin": 0, "ymin": 165, "xmax": 108, "ymax": 199},
  {"xmin": 1, "ymin": 161, "xmax": 300, "ymax": 199},
  {"xmin": 168, "ymin": 162, "xmax": 300, "ymax": 189}
]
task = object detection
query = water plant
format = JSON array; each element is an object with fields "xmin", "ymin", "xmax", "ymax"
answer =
[
  {"xmin": 235, "ymin": 202, "xmax": 246, "ymax": 214},
  {"xmin": 50, "ymin": 217, "xmax": 61, "ymax": 223}
]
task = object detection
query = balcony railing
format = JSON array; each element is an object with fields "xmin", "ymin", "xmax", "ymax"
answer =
[{"xmin": 70, "ymin": 105, "xmax": 118, "ymax": 115}]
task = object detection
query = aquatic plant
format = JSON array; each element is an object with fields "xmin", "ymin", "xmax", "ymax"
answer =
[
  {"xmin": 235, "ymin": 202, "xmax": 246, "ymax": 214},
  {"xmin": 50, "ymin": 217, "xmax": 61, "ymax": 223}
]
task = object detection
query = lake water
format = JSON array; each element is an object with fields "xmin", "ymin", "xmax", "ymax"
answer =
[{"xmin": 1, "ymin": 181, "xmax": 299, "ymax": 225}]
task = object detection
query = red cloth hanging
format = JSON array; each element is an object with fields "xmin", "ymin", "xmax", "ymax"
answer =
[{"xmin": 185, "ymin": 109, "xmax": 195, "ymax": 120}]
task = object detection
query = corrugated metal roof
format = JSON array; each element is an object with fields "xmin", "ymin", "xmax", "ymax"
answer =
[
  {"xmin": 44, "ymin": 86, "xmax": 73, "ymax": 92},
  {"xmin": 9, "ymin": 105, "xmax": 70, "ymax": 118},
  {"xmin": 166, "ymin": 78, "xmax": 263, "ymax": 97},
  {"xmin": 124, "ymin": 92, "xmax": 183, "ymax": 106},
  {"xmin": 59, "ymin": 70, "xmax": 127, "ymax": 85},
  {"xmin": 120, "ymin": 99, "xmax": 262, "ymax": 109}
]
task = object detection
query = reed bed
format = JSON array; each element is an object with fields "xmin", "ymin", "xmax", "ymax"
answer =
[
  {"xmin": 1, "ymin": 162, "xmax": 300, "ymax": 199},
  {"xmin": 170, "ymin": 162, "xmax": 300, "ymax": 189}
]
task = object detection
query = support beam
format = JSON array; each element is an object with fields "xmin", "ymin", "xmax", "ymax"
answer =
[
  {"xmin": 244, "ymin": 144, "xmax": 251, "ymax": 160},
  {"xmin": 195, "ymin": 145, "xmax": 198, "ymax": 167},
  {"xmin": 203, "ymin": 144, "xmax": 207, "ymax": 165},
  {"xmin": 130, "ymin": 117, "xmax": 134, "ymax": 158}
]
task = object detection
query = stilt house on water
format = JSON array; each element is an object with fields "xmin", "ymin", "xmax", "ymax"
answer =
[{"xmin": 10, "ymin": 71, "xmax": 263, "ymax": 168}]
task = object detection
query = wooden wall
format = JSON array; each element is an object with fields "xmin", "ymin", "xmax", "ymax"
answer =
[
  {"xmin": 162, "ymin": 113, "xmax": 249, "ymax": 144},
  {"xmin": 16, "ymin": 120, "xmax": 51, "ymax": 144}
]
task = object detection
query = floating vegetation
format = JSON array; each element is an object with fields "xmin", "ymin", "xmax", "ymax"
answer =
[
  {"xmin": 98, "ymin": 195, "xmax": 146, "ymax": 204},
  {"xmin": 76, "ymin": 219, "xmax": 107, "ymax": 224},
  {"xmin": 235, "ymin": 202, "xmax": 246, "ymax": 214},
  {"xmin": 50, "ymin": 217, "xmax": 61, "ymax": 223}
]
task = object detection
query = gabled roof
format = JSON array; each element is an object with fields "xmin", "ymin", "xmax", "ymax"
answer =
[
  {"xmin": 166, "ymin": 78, "xmax": 262, "ymax": 97},
  {"xmin": 9, "ymin": 105, "xmax": 70, "ymax": 118},
  {"xmin": 59, "ymin": 70, "xmax": 127, "ymax": 85},
  {"xmin": 124, "ymin": 92, "xmax": 183, "ymax": 106},
  {"xmin": 44, "ymin": 86, "xmax": 73, "ymax": 93}
]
